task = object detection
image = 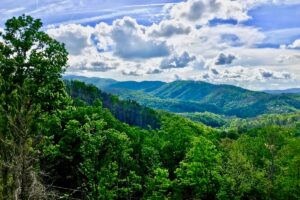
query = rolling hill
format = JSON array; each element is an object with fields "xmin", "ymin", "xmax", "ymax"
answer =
[{"xmin": 63, "ymin": 75, "xmax": 300, "ymax": 118}]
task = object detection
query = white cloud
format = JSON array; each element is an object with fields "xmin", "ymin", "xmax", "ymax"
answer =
[
  {"xmin": 160, "ymin": 51, "xmax": 196, "ymax": 69},
  {"xmin": 47, "ymin": 23, "xmax": 119, "ymax": 73},
  {"xmin": 94, "ymin": 22, "xmax": 114, "ymax": 51},
  {"xmin": 163, "ymin": 24, "xmax": 265, "ymax": 61},
  {"xmin": 68, "ymin": 50, "xmax": 119, "ymax": 72},
  {"xmin": 110, "ymin": 17, "xmax": 170, "ymax": 59},
  {"xmin": 148, "ymin": 20, "xmax": 191, "ymax": 37},
  {"xmin": 288, "ymin": 39, "xmax": 300, "ymax": 49},
  {"xmin": 36, "ymin": 0, "xmax": 300, "ymax": 90},
  {"xmin": 166, "ymin": 0, "xmax": 250, "ymax": 25},
  {"xmin": 47, "ymin": 24, "xmax": 94, "ymax": 55}
]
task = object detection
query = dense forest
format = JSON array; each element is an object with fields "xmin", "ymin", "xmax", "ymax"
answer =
[{"xmin": 1, "ymin": 15, "xmax": 300, "ymax": 200}]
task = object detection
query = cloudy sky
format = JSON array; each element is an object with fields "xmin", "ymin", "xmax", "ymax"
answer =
[{"xmin": 1, "ymin": 0, "xmax": 300, "ymax": 90}]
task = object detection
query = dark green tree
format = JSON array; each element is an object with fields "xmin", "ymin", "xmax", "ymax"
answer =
[{"xmin": 0, "ymin": 15, "xmax": 69, "ymax": 199}]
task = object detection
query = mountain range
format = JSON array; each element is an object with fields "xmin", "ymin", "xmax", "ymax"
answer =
[
  {"xmin": 264, "ymin": 88, "xmax": 300, "ymax": 94},
  {"xmin": 64, "ymin": 75, "xmax": 300, "ymax": 118}
]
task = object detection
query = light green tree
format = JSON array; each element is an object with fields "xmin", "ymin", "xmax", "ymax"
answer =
[
  {"xmin": 175, "ymin": 136, "xmax": 222, "ymax": 199},
  {"xmin": 144, "ymin": 168, "xmax": 172, "ymax": 200}
]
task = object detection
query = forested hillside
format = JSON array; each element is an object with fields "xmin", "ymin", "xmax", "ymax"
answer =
[
  {"xmin": 65, "ymin": 75, "xmax": 300, "ymax": 118},
  {"xmin": 1, "ymin": 15, "xmax": 300, "ymax": 200},
  {"xmin": 65, "ymin": 80, "xmax": 161, "ymax": 129}
]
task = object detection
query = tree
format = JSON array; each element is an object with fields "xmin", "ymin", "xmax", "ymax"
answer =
[
  {"xmin": 40, "ymin": 103, "xmax": 143, "ymax": 199},
  {"xmin": 218, "ymin": 139, "xmax": 268, "ymax": 200},
  {"xmin": 275, "ymin": 138, "xmax": 300, "ymax": 199},
  {"xmin": 174, "ymin": 136, "xmax": 222, "ymax": 199},
  {"xmin": 158, "ymin": 115, "xmax": 208, "ymax": 179},
  {"xmin": 144, "ymin": 168, "xmax": 172, "ymax": 200},
  {"xmin": 0, "ymin": 15, "xmax": 69, "ymax": 199}
]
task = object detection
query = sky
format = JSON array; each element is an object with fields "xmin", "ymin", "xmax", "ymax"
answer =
[{"xmin": 1, "ymin": 0, "xmax": 300, "ymax": 90}]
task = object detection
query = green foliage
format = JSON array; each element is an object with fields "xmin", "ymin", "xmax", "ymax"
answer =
[
  {"xmin": 275, "ymin": 138, "xmax": 300, "ymax": 199},
  {"xmin": 144, "ymin": 168, "xmax": 172, "ymax": 200},
  {"xmin": 66, "ymin": 76, "xmax": 300, "ymax": 118},
  {"xmin": 65, "ymin": 80, "xmax": 161, "ymax": 129},
  {"xmin": 218, "ymin": 139, "xmax": 268, "ymax": 199},
  {"xmin": 1, "ymin": 16, "xmax": 300, "ymax": 200},
  {"xmin": 180, "ymin": 112, "xmax": 229, "ymax": 127},
  {"xmin": 40, "ymin": 104, "xmax": 143, "ymax": 199},
  {"xmin": 0, "ymin": 15, "xmax": 69, "ymax": 112},
  {"xmin": 175, "ymin": 136, "xmax": 222, "ymax": 199},
  {"xmin": 0, "ymin": 14, "xmax": 69, "ymax": 199}
]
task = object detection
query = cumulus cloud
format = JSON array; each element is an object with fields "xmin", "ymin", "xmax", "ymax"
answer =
[
  {"xmin": 288, "ymin": 39, "xmax": 300, "ymax": 49},
  {"xmin": 215, "ymin": 53, "xmax": 237, "ymax": 65},
  {"xmin": 93, "ymin": 22, "xmax": 114, "ymax": 51},
  {"xmin": 203, "ymin": 25, "xmax": 265, "ymax": 48},
  {"xmin": 148, "ymin": 20, "xmax": 191, "ymax": 38},
  {"xmin": 47, "ymin": 24, "xmax": 94, "ymax": 55},
  {"xmin": 166, "ymin": 0, "xmax": 249, "ymax": 25},
  {"xmin": 67, "ymin": 48, "xmax": 120, "ymax": 72},
  {"xmin": 111, "ymin": 17, "xmax": 170, "ymax": 59},
  {"xmin": 160, "ymin": 51, "xmax": 196, "ymax": 69}
]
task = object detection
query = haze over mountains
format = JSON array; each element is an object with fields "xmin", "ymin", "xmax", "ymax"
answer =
[{"xmin": 64, "ymin": 75, "xmax": 300, "ymax": 118}]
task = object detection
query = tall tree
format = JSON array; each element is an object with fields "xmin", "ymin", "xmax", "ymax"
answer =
[{"xmin": 0, "ymin": 15, "xmax": 69, "ymax": 199}]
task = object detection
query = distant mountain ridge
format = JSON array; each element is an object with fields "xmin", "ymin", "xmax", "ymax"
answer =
[
  {"xmin": 64, "ymin": 75, "xmax": 117, "ymax": 88},
  {"xmin": 264, "ymin": 88, "xmax": 300, "ymax": 94},
  {"xmin": 63, "ymin": 75, "xmax": 300, "ymax": 118}
]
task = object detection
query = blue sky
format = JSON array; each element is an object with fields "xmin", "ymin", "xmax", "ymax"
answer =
[{"xmin": 1, "ymin": 0, "xmax": 300, "ymax": 90}]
